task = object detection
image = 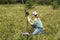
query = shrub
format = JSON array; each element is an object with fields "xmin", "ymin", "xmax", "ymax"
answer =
[
  {"xmin": 0, "ymin": 0, "xmax": 17, "ymax": 4},
  {"xmin": 25, "ymin": 1, "xmax": 33, "ymax": 9},
  {"xmin": 52, "ymin": 1, "xmax": 59, "ymax": 9}
]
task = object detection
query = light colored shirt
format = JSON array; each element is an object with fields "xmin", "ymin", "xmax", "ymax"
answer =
[
  {"xmin": 27, "ymin": 16, "xmax": 43, "ymax": 28},
  {"xmin": 33, "ymin": 18, "xmax": 43, "ymax": 28}
]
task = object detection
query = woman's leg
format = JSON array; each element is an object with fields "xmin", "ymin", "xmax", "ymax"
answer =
[{"xmin": 32, "ymin": 28, "xmax": 41, "ymax": 35}]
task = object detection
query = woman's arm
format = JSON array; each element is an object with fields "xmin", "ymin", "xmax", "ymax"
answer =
[
  {"xmin": 38, "ymin": 18, "xmax": 41, "ymax": 21},
  {"xmin": 27, "ymin": 16, "xmax": 33, "ymax": 25},
  {"xmin": 38, "ymin": 18, "xmax": 43, "ymax": 27}
]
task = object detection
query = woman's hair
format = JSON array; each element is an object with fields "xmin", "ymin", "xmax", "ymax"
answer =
[{"xmin": 34, "ymin": 14, "xmax": 38, "ymax": 18}]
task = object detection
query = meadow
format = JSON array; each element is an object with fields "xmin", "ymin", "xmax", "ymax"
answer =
[{"xmin": 0, "ymin": 4, "xmax": 60, "ymax": 40}]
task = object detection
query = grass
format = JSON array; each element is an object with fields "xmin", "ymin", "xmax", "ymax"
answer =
[{"xmin": 0, "ymin": 4, "xmax": 60, "ymax": 40}]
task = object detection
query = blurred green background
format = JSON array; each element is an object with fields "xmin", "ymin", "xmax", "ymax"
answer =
[{"xmin": 0, "ymin": 0, "xmax": 60, "ymax": 40}]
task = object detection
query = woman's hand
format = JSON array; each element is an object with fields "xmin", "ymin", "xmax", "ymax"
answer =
[{"xmin": 27, "ymin": 16, "xmax": 33, "ymax": 25}]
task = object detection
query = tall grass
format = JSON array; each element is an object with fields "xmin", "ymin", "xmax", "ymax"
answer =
[{"xmin": 0, "ymin": 4, "xmax": 60, "ymax": 40}]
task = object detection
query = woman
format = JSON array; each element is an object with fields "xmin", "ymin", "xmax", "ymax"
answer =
[{"xmin": 27, "ymin": 11, "xmax": 43, "ymax": 35}]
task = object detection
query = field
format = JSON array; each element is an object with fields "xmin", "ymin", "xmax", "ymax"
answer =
[{"xmin": 0, "ymin": 4, "xmax": 60, "ymax": 40}]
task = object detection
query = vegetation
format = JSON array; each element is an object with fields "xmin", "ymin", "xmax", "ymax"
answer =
[
  {"xmin": 0, "ymin": 0, "xmax": 60, "ymax": 9},
  {"xmin": 52, "ymin": 1, "xmax": 59, "ymax": 9},
  {"xmin": 0, "ymin": 4, "xmax": 60, "ymax": 40}
]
